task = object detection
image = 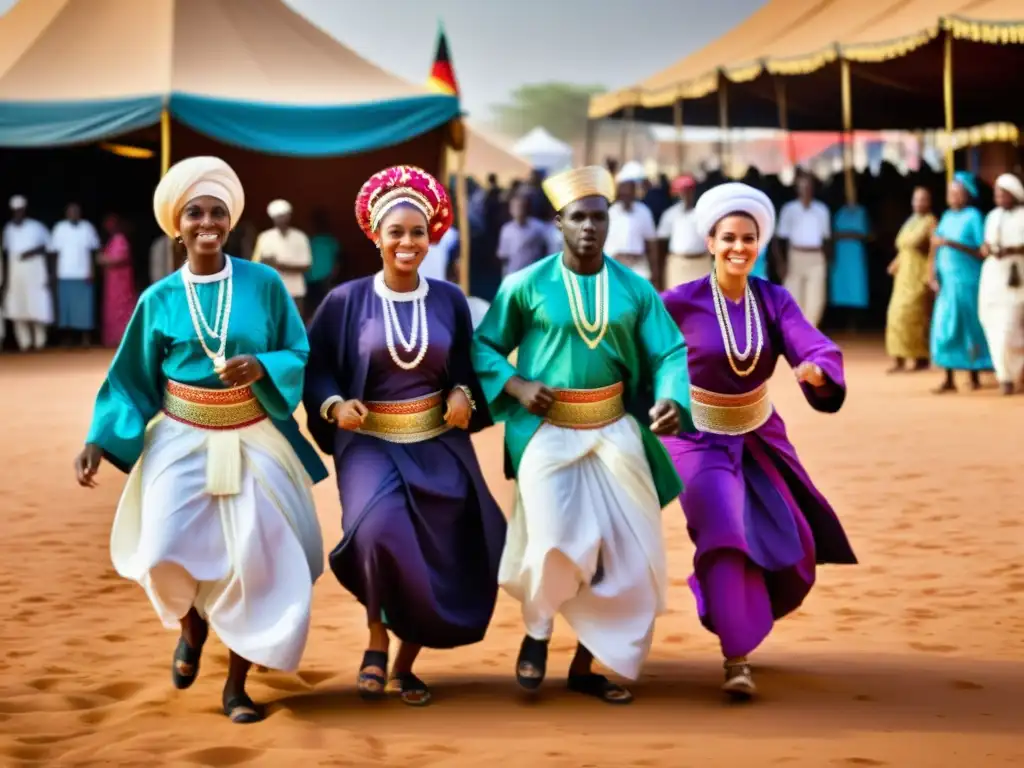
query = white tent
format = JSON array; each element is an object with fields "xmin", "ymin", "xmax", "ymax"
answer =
[{"xmin": 513, "ymin": 127, "xmax": 573, "ymax": 172}]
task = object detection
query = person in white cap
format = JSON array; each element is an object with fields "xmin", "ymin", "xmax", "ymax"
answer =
[
  {"xmin": 2, "ymin": 195, "xmax": 52, "ymax": 351},
  {"xmin": 605, "ymin": 161, "xmax": 657, "ymax": 281},
  {"xmin": 979, "ymin": 172, "xmax": 1024, "ymax": 394},
  {"xmin": 252, "ymin": 199, "xmax": 312, "ymax": 317}
]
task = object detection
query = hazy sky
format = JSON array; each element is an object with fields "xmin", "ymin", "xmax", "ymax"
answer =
[{"xmin": 1, "ymin": 0, "xmax": 766, "ymax": 121}]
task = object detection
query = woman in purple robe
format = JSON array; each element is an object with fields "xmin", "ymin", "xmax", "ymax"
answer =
[
  {"xmin": 659, "ymin": 183, "xmax": 857, "ymax": 699},
  {"xmin": 303, "ymin": 166, "xmax": 506, "ymax": 706}
]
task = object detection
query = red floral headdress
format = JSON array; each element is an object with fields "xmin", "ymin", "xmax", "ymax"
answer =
[{"xmin": 355, "ymin": 165, "xmax": 453, "ymax": 245}]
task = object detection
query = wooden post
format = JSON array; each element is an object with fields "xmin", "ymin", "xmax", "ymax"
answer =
[
  {"xmin": 773, "ymin": 75, "xmax": 797, "ymax": 168},
  {"xmin": 717, "ymin": 71, "xmax": 730, "ymax": 177},
  {"xmin": 619, "ymin": 105, "xmax": 634, "ymax": 162},
  {"xmin": 840, "ymin": 56, "xmax": 856, "ymax": 205},
  {"xmin": 583, "ymin": 118, "xmax": 596, "ymax": 165},
  {"xmin": 673, "ymin": 96, "xmax": 684, "ymax": 173},
  {"xmin": 943, "ymin": 28, "xmax": 955, "ymax": 185},
  {"xmin": 160, "ymin": 107, "xmax": 171, "ymax": 176}
]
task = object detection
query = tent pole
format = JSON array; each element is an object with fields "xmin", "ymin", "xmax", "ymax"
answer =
[
  {"xmin": 160, "ymin": 108, "xmax": 171, "ymax": 176},
  {"xmin": 583, "ymin": 118, "xmax": 596, "ymax": 165},
  {"xmin": 943, "ymin": 28, "xmax": 955, "ymax": 185},
  {"xmin": 455, "ymin": 146, "xmax": 471, "ymax": 295},
  {"xmin": 840, "ymin": 56, "xmax": 856, "ymax": 205},
  {"xmin": 773, "ymin": 76, "xmax": 796, "ymax": 168},
  {"xmin": 717, "ymin": 71, "xmax": 729, "ymax": 177},
  {"xmin": 620, "ymin": 105, "xmax": 634, "ymax": 163},
  {"xmin": 673, "ymin": 96, "xmax": 684, "ymax": 174}
]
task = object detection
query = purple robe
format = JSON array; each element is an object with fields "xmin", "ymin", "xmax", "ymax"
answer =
[
  {"xmin": 303, "ymin": 276, "xmax": 506, "ymax": 649},
  {"xmin": 660, "ymin": 276, "xmax": 857, "ymax": 658}
]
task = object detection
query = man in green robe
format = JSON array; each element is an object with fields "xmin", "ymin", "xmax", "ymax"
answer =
[{"xmin": 472, "ymin": 165, "xmax": 695, "ymax": 705}]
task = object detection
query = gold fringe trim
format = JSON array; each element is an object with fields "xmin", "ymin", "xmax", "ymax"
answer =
[
  {"xmin": 588, "ymin": 15, "xmax": 1024, "ymax": 119},
  {"xmin": 932, "ymin": 123, "xmax": 1021, "ymax": 151}
]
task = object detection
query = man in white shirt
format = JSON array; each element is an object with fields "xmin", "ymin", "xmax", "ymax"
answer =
[
  {"xmin": 2, "ymin": 196, "xmax": 52, "ymax": 352},
  {"xmin": 775, "ymin": 174, "xmax": 832, "ymax": 327},
  {"xmin": 606, "ymin": 161, "xmax": 657, "ymax": 280},
  {"xmin": 657, "ymin": 174, "xmax": 709, "ymax": 288},
  {"xmin": 49, "ymin": 202, "xmax": 100, "ymax": 347},
  {"xmin": 253, "ymin": 199, "xmax": 312, "ymax": 316}
]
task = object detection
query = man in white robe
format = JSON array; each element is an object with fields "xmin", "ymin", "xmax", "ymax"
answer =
[
  {"xmin": 2, "ymin": 196, "xmax": 52, "ymax": 351},
  {"xmin": 253, "ymin": 199, "xmax": 312, "ymax": 316},
  {"xmin": 979, "ymin": 173, "xmax": 1024, "ymax": 394},
  {"xmin": 775, "ymin": 175, "xmax": 831, "ymax": 327},
  {"xmin": 606, "ymin": 161, "xmax": 657, "ymax": 281}
]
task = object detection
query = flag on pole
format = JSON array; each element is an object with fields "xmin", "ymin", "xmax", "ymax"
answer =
[{"xmin": 427, "ymin": 22, "xmax": 459, "ymax": 96}]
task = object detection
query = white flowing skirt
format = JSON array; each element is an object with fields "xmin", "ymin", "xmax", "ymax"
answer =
[
  {"xmin": 499, "ymin": 416, "xmax": 667, "ymax": 680},
  {"xmin": 979, "ymin": 255, "xmax": 1024, "ymax": 384},
  {"xmin": 110, "ymin": 415, "xmax": 324, "ymax": 671}
]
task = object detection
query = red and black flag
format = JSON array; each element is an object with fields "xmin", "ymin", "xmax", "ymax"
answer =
[{"xmin": 426, "ymin": 22, "xmax": 459, "ymax": 96}]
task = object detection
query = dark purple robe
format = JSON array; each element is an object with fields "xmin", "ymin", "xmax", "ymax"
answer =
[
  {"xmin": 304, "ymin": 276, "xmax": 506, "ymax": 649},
  {"xmin": 660, "ymin": 276, "xmax": 857, "ymax": 658}
]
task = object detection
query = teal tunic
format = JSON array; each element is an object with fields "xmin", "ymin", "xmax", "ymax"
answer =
[
  {"xmin": 931, "ymin": 207, "xmax": 992, "ymax": 370},
  {"xmin": 472, "ymin": 252, "xmax": 695, "ymax": 507},
  {"xmin": 829, "ymin": 205, "xmax": 870, "ymax": 308},
  {"xmin": 751, "ymin": 245, "xmax": 769, "ymax": 280},
  {"xmin": 86, "ymin": 256, "xmax": 328, "ymax": 483}
]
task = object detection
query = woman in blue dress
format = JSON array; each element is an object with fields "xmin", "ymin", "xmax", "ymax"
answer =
[
  {"xmin": 829, "ymin": 202, "xmax": 871, "ymax": 329},
  {"xmin": 929, "ymin": 171, "xmax": 991, "ymax": 393}
]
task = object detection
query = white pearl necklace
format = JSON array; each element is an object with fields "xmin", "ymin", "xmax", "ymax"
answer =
[
  {"xmin": 561, "ymin": 261, "xmax": 610, "ymax": 350},
  {"xmin": 710, "ymin": 273, "xmax": 763, "ymax": 378},
  {"xmin": 182, "ymin": 258, "xmax": 233, "ymax": 370},
  {"xmin": 374, "ymin": 271, "xmax": 429, "ymax": 371}
]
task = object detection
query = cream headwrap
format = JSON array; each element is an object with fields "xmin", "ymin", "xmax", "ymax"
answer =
[
  {"xmin": 9, "ymin": 195, "xmax": 26, "ymax": 210},
  {"xmin": 152, "ymin": 156, "xmax": 244, "ymax": 238},
  {"xmin": 694, "ymin": 182, "xmax": 776, "ymax": 245},
  {"xmin": 267, "ymin": 199, "xmax": 292, "ymax": 218},
  {"xmin": 615, "ymin": 160, "xmax": 647, "ymax": 184},
  {"xmin": 995, "ymin": 173, "xmax": 1024, "ymax": 203},
  {"xmin": 542, "ymin": 166, "xmax": 616, "ymax": 213}
]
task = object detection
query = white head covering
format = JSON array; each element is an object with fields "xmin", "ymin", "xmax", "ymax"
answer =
[
  {"xmin": 615, "ymin": 160, "xmax": 647, "ymax": 184},
  {"xmin": 995, "ymin": 173, "xmax": 1024, "ymax": 203},
  {"xmin": 694, "ymin": 182, "xmax": 776, "ymax": 245},
  {"xmin": 267, "ymin": 199, "xmax": 292, "ymax": 218},
  {"xmin": 152, "ymin": 156, "xmax": 244, "ymax": 238},
  {"xmin": 9, "ymin": 195, "xmax": 26, "ymax": 210}
]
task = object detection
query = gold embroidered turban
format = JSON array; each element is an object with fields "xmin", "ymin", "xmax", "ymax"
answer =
[{"xmin": 541, "ymin": 166, "xmax": 615, "ymax": 213}]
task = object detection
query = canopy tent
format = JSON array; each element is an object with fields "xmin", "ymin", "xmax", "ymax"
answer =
[
  {"xmin": 0, "ymin": 0, "xmax": 462, "ymax": 280},
  {"xmin": 513, "ymin": 127, "xmax": 574, "ymax": 172},
  {"xmin": 460, "ymin": 126, "xmax": 531, "ymax": 184},
  {"xmin": 588, "ymin": 1, "xmax": 1024, "ymax": 133}
]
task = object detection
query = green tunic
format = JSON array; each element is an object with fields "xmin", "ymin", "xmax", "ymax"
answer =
[{"xmin": 472, "ymin": 252, "xmax": 694, "ymax": 507}]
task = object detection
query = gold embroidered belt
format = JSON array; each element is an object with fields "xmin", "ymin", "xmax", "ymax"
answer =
[
  {"xmin": 690, "ymin": 383, "xmax": 773, "ymax": 436},
  {"xmin": 162, "ymin": 380, "xmax": 268, "ymax": 430},
  {"xmin": 356, "ymin": 391, "xmax": 450, "ymax": 444},
  {"xmin": 546, "ymin": 382, "xmax": 626, "ymax": 430}
]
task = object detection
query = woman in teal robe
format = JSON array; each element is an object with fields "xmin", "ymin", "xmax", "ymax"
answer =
[
  {"xmin": 73, "ymin": 157, "xmax": 327, "ymax": 724},
  {"xmin": 829, "ymin": 203, "xmax": 871, "ymax": 326},
  {"xmin": 930, "ymin": 172, "xmax": 991, "ymax": 392}
]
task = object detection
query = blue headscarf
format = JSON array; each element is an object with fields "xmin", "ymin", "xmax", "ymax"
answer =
[{"xmin": 953, "ymin": 171, "xmax": 979, "ymax": 199}]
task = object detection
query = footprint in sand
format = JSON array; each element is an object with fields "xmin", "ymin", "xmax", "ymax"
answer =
[
  {"xmin": 93, "ymin": 680, "xmax": 146, "ymax": 700},
  {"xmin": 908, "ymin": 642, "xmax": 958, "ymax": 653},
  {"xmin": 834, "ymin": 760, "xmax": 888, "ymax": 766},
  {"xmin": 951, "ymin": 680, "xmax": 984, "ymax": 690},
  {"xmin": 296, "ymin": 669, "xmax": 335, "ymax": 687}
]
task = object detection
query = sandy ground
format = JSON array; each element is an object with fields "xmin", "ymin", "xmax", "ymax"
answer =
[{"xmin": 1, "ymin": 341, "xmax": 1023, "ymax": 767}]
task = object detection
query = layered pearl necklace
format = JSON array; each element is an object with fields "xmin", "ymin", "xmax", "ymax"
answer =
[
  {"xmin": 182, "ymin": 257, "xmax": 233, "ymax": 371},
  {"xmin": 561, "ymin": 261, "xmax": 610, "ymax": 350},
  {"xmin": 374, "ymin": 271, "xmax": 429, "ymax": 370},
  {"xmin": 710, "ymin": 272, "xmax": 763, "ymax": 378}
]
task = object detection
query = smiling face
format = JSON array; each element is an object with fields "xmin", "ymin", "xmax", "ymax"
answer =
[
  {"xmin": 178, "ymin": 195, "xmax": 231, "ymax": 257},
  {"xmin": 377, "ymin": 203, "xmax": 430, "ymax": 277},
  {"xmin": 708, "ymin": 212, "xmax": 760, "ymax": 279}
]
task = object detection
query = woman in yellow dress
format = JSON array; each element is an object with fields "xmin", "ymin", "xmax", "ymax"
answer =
[{"xmin": 885, "ymin": 186, "xmax": 936, "ymax": 372}]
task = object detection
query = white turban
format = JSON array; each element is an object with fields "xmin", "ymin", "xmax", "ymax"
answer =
[
  {"xmin": 615, "ymin": 160, "xmax": 647, "ymax": 184},
  {"xmin": 995, "ymin": 173, "xmax": 1024, "ymax": 203},
  {"xmin": 694, "ymin": 182, "xmax": 776, "ymax": 246},
  {"xmin": 152, "ymin": 156, "xmax": 244, "ymax": 238},
  {"xmin": 9, "ymin": 195, "xmax": 26, "ymax": 210},
  {"xmin": 267, "ymin": 199, "xmax": 292, "ymax": 218}
]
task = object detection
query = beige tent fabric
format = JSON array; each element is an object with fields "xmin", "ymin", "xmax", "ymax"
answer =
[
  {"xmin": 462, "ymin": 127, "xmax": 531, "ymax": 183},
  {"xmin": 590, "ymin": 0, "xmax": 1024, "ymax": 117},
  {"xmin": 0, "ymin": 0, "xmax": 430, "ymax": 103}
]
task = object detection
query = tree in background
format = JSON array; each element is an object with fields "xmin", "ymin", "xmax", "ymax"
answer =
[{"xmin": 489, "ymin": 82, "xmax": 605, "ymax": 143}]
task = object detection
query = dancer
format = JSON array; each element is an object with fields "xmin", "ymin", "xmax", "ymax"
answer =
[
  {"xmin": 929, "ymin": 172, "xmax": 991, "ymax": 393},
  {"xmin": 473, "ymin": 165, "xmax": 694, "ymax": 705},
  {"xmin": 74, "ymin": 157, "xmax": 327, "ymax": 724},
  {"xmin": 303, "ymin": 165, "xmax": 505, "ymax": 707},
  {"xmin": 885, "ymin": 187, "xmax": 936, "ymax": 373},
  {"xmin": 979, "ymin": 173, "xmax": 1024, "ymax": 395},
  {"xmin": 659, "ymin": 183, "xmax": 857, "ymax": 699}
]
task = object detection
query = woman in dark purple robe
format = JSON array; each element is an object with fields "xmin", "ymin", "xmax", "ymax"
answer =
[
  {"xmin": 303, "ymin": 166, "xmax": 506, "ymax": 706},
  {"xmin": 659, "ymin": 183, "xmax": 857, "ymax": 699}
]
